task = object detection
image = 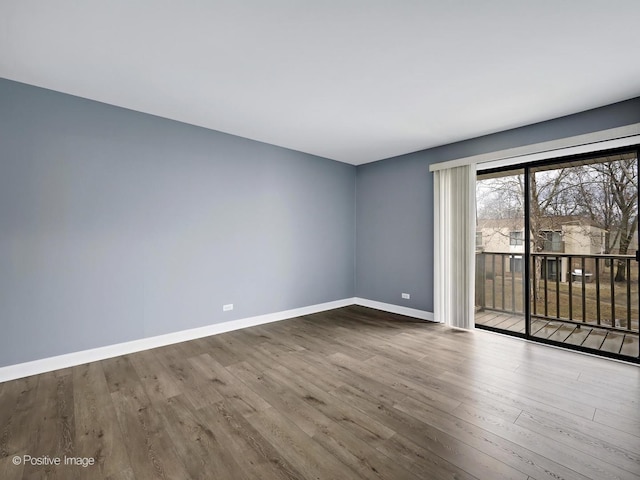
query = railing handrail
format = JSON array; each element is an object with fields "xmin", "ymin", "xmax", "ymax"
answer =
[
  {"xmin": 530, "ymin": 252, "xmax": 635, "ymax": 259},
  {"xmin": 480, "ymin": 251, "xmax": 635, "ymax": 260},
  {"xmin": 475, "ymin": 251, "xmax": 638, "ymax": 334}
]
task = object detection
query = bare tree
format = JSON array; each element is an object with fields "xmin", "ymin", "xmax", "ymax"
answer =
[
  {"xmin": 477, "ymin": 169, "xmax": 570, "ymax": 299},
  {"xmin": 479, "ymin": 154, "xmax": 638, "ymax": 282},
  {"xmin": 572, "ymin": 154, "xmax": 638, "ymax": 281},
  {"xmin": 573, "ymin": 166, "xmax": 618, "ymax": 253},
  {"xmin": 478, "ymin": 168, "xmax": 574, "ymax": 250}
]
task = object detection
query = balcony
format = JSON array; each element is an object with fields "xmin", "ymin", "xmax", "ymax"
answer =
[{"xmin": 475, "ymin": 251, "xmax": 639, "ymax": 358}]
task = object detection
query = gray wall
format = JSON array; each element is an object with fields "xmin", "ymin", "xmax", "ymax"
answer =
[
  {"xmin": 2, "ymin": 76, "xmax": 638, "ymax": 368},
  {"xmin": 355, "ymin": 97, "xmax": 640, "ymax": 312},
  {"xmin": 0, "ymin": 79, "xmax": 356, "ymax": 367}
]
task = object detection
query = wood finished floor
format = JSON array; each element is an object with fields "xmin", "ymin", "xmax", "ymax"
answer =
[{"xmin": 1, "ymin": 305, "xmax": 639, "ymax": 480}]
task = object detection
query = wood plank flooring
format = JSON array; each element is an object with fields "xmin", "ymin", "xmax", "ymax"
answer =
[
  {"xmin": 1, "ymin": 305, "xmax": 639, "ymax": 479},
  {"xmin": 475, "ymin": 310, "xmax": 640, "ymax": 358}
]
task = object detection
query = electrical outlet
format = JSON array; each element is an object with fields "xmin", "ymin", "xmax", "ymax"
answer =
[
  {"xmin": 402, "ymin": 293, "xmax": 410, "ymax": 299},
  {"xmin": 223, "ymin": 304, "xmax": 234, "ymax": 311}
]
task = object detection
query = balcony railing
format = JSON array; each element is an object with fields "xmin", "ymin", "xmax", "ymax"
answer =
[{"xmin": 475, "ymin": 251, "xmax": 639, "ymax": 334}]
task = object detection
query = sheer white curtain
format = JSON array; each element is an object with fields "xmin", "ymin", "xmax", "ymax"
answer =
[{"xmin": 433, "ymin": 164, "xmax": 476, "ymax": 329}]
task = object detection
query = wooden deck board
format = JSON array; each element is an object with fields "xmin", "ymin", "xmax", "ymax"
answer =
[
  {"xmin": 476, "ymin": 310, "xmax": 639, "ymax": 359},
  {"xmin": 495, "ymin": 314, "xmax": 524, "ymax": 332},
  {"xmin": 600, "ymin": 331, "xmax": 626, "ymax": 354},
  {"xmin": 477, "ymin": 311, "xmax": 506, "ymax": 327},
  {"xmin": 563, "ymin": 325, "xmax": 594, "ymax": 346},
  {"xmin": 581, "ymin": 329, "xmax": 608, "ymax": 350},
  {"xmin": 532, "ymin": 321, "xmax": 563, "ymax": 339},
  {"xmin": 620, "ymin": 334, "xmax": 640, "ymax": 357},
  {"xmin": 547, "ymin": 323, "xmax": 578, "ymax": 343},
  {"xmin": 529, "ymin": 319, "xmax": 550, "ymax": 336}
]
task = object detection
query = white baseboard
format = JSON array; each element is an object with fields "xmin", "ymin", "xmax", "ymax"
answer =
[
  {"xmin": 0, "ymin": 296, "xmax": 436, "ymax": 383},
  {"xmin": 0, "ymin": 298, "xmax": 354, "ymax": 383},
  {"xmin": 354, "ymin": 297, "xmax": 435, "ymax": 322}
]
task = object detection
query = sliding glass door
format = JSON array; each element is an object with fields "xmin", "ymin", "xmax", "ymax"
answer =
[{"xmin": 475, "ymin": 149, "xmax": 639, "ymax": 362}]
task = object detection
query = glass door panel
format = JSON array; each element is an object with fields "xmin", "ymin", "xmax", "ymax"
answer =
[
  {"xmin": 475, "ymin": 169, "xmax": 526, "ymax": 334},
  {"xmin": 528, "ymin": 152, "xmax": 639, "ymax": 359}
]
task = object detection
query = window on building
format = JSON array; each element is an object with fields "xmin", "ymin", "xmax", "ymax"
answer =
[
  {"xmin": 476, "ymin": 232, "xmax": 483, "ymax": 247},
  {"xmin": 509, "ymin": 231, "xmax": 524, "ymax": 246},
  {"xmin": 541, "ymin": 231, "xmax": 563, "ymax": 252}
]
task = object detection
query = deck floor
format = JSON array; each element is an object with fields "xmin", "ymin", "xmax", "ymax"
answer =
[{"xmin": 475, "ymin": 310, "xmax": 639, "ymax": 358}]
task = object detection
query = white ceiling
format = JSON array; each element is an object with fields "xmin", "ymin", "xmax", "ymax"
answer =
[{"xmin": 1, "ymin": 1, "xmax": 639, "ymax": 165}]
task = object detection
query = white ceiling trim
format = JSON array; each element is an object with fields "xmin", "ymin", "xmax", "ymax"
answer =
[{"xmin": 429, "ymin": 123, "xmax": 640, "ymax": 173}]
